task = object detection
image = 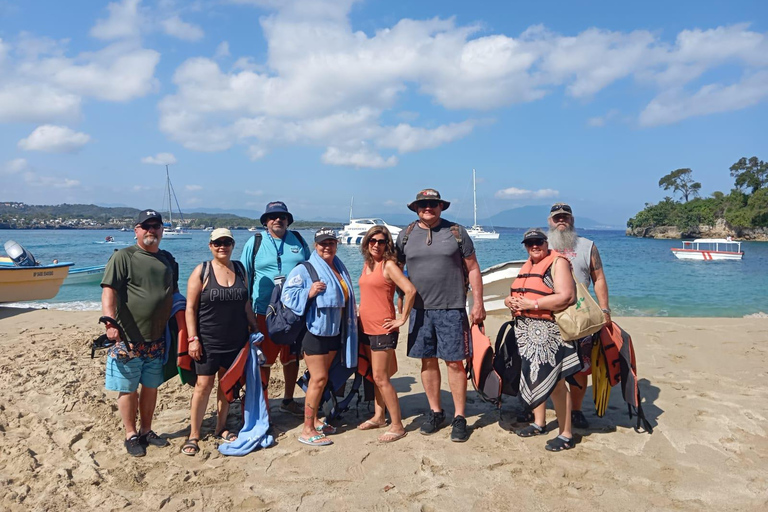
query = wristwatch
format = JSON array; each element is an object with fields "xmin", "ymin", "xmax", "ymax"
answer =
[{"xmin": 601, "ymin": 308, "xmax": 611, "ymax": 314}]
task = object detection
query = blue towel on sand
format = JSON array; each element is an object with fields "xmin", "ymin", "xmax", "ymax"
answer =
[{"xmin": 219, "ymin": 333, "xmax": 274, "ymax": 456}]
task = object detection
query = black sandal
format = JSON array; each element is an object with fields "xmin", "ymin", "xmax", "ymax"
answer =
[
  {"xmin": 516, "ymin": 423, "xmax": 546, "ymax": 437},
  {"xmin": 214, "ymin": 430, "xmax": 238, "ymax": 443},
  {"xmin": 181, "ymin": 438, "xmax": 199, "ymax": 456},
  {"xmin": 545, "ymin": 435, "xmax": 574, "ymax": 452}
]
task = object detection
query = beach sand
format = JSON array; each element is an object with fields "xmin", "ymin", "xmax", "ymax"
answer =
[{"xmin": 1, "ymin": 308, "xmax": 767, "ymax": 511}]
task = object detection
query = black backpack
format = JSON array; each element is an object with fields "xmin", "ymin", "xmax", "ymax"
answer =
[
  {"xmin": 493, "ymin": 321, "xmax": 522, "ymax": 397},
  {"xmin": 265, "ymin": 261, "xmax": 320, "ymax": 345}
]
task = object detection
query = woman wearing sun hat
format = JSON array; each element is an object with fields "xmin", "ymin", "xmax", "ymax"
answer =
[
  {"xmin": 282, "ymin": 227, "xmax": 358, "ymax": 446},
  {"xmin": 182, "ymin": 228, "xmax": 258, "ymax": 455}
]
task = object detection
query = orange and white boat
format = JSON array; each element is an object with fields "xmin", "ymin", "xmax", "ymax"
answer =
[{"xmin": 671, "ymin": 238, "xmax": 743, "ymax": 261}]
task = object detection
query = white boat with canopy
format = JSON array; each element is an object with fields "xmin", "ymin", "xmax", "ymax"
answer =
[
  {"xmin": 466, "ymin": 169, "xmax": 499, "ymax": 240},
  {"xmin": 671, "ymin": 238, "xmax": 743, "ymax": 260},
  {"xmin": 338, "ymin": 199, "xmax": 401, "ymax": 244}
]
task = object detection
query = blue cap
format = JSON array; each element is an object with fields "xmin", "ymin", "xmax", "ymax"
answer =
[{"xmin": 259, "ymin": 201, "xmax": 294, "ymax": 226}]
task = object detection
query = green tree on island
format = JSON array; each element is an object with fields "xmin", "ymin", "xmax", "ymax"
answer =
[
  {"xmin": 730, "ymin": 157, "xmax": 768, "ymax": 194},
  {"xmin": 628, "ymin": 156, "xmax": 768, "ymax": 232},
  {"xmin": 658, "ymin": 168, "xmax": 701, "ymax": 202}
]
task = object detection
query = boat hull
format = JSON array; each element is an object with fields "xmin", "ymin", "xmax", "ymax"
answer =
[
  {"xmin": 467, "ymin": 260, "xmax": 527, "ymax": 314},
  {"xmin": 468, "ymin": 231, "xmax": 500, "ymax": 240},
  {"xmin": 671, "ymin": 249, "xmax": 743, "ymax": 261},
  {"xmin": 162, "ymin": 231, "xmax": 192, "ymax": 240},
  {"xmin": 0, "ymin": 263, "xmax": 73, "ymax": 302},
  {"xmin": 64, "ymin": 265, "xmax": 106, "ymax": 285}
]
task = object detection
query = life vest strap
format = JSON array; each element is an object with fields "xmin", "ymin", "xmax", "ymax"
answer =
[{"xmin": 510, "ymin": 287, "xmax": 551, "ymax": 296}]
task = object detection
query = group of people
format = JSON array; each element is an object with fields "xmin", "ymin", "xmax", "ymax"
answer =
[{"xmin": 100, "ymin": 192, "xmax": 610, "ymax": 457}]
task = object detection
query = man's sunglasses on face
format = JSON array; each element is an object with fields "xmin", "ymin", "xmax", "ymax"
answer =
[
  {"xmin": 267, "ymin": 214, "xmax": 288, "ymax": 221},
  {"xmin": 141, "ymin": 222, "xmax": 163, "ymax": 230},
  {"xmin": 418, "ymin": 200, "xmax": 441, "ymax": 209}
]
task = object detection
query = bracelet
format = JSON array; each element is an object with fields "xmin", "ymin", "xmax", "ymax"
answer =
[
  {"xmin": 188, "ymin": 336, "xmax": 199, "ymax": 343},
  {"xmin": 534, "ymin": 300, "xmax": 539, "ymax": 310},
  {"xmin": 601, "ymin": 308, "xmax": 611, "ymax": 314}
]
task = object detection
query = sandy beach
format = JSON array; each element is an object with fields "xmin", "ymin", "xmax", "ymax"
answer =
[{"xmin": 1, "ymin": 308, "xmax": 767, "ymax": 511}]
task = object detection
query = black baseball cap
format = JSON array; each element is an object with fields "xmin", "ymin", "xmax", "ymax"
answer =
[
  {"xmin": 314, "ymin": 227, "xmax": 338, "ymax": 243},
  {"xmin": 521, "ymin": 228, "xmax": 548, "ymax": 244},
  {"xmin": 136, "ymin": 209, "xmax": 163, "ymax": 225}
]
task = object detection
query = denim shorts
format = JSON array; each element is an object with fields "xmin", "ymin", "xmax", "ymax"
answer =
[
  {"xmin": 105, "ymin": 354, "xmax": 164, "ymax": 392},
  {"xmin": 407, "ymin": 308, "xmax": 471, "ymax": 362}
]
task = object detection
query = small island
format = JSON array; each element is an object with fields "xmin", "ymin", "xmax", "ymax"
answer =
[
  {"xmin": 626, "ymin": 156, "xmax": 768, "ymax": 241},
  {"xmin": 0, "ymin": 203, "xmax": 333, "ymax": 231}
]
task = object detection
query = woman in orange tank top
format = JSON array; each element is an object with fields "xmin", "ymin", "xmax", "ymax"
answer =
[{"xmin": 357, "ymin": 226, "xmax": 415, "ymax": 442}]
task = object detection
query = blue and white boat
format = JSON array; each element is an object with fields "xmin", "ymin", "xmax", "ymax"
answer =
[{"xmin": 64, "ymin": 265, "xmax": 106, "ymax": 285}]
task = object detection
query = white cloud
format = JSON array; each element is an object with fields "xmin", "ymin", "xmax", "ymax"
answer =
[
  {"xmin": 587, "ymin": 108, "xmax": 620, "ymax": 127},
  {"xmin": 0, "ymin": 84, "xmax": 81, "ymax": 123},
  {"xmin": 244, "ymin": 189, "xmax": 263, "ymax": 196},
  {"xmin": 141, "ymin": 152, "xmax": 177, "ymax": 165},
  {"xmin": 18, "ymin": 125, "xmax": 91, "ymax": 153},
  {"xmin": 23, "ymin": 172, "xmax": 80, "ymax": 188},
  {"xmin": 90, "ymin": 0, "xmax": 142, "ymax": 40},
  {"xmin": 185, "ymin": 184, "xmax": 203, "ymax": 191},
  {"xmin": 322, "ymin": 147, "xmax": 398, "ymax": 169},
  {"xmin": 155, "ymin": 3, "xmax": 768, "ymax": 161},
  {"xmin": 214, "ymin": 41, "xmax": 230, "ymax": 59},
  {"xmin": 161, "ymin": 15, "xmax": 204, "ymax": 41},
  {"xmin": 495, "ymin": 187, "xmax": 559, "ymax": 199},
  {"xmin": 2, "ymin": 158, "xmax": 28, "ymax": 175},
  {"xmin": 639, "ymin": 71, "xmax": 768, "ymax": 126}
]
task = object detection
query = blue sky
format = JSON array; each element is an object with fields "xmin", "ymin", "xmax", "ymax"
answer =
[{"xmin": 1, "ymin": 0, "xmax": 766, "ymax": 226}]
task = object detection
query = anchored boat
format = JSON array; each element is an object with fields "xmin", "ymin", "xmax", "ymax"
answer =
[
  {"xmin": 671, "ymin": 238, "xmax": 743, "ymax": 261},
  {"xmin": 338, "ymin": 199, "xmax": 401, "ymax": 244},
  {"xmin": 161, "ymin": 164, "xmax": 192, "ymax": 239},
  {"xmin": 466, "ymin": 169, "xmax": 499, "ymax": 240},
  {"xmin": 0, "ymin": 241, "xmax": 73, "ymax": 303}
]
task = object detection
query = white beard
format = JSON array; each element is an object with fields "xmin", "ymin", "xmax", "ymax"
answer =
[
  {"xmin": 547, "ymin": 227, "xmax": 578, "ymax": 252},
  {"xmin": 142, "ymin": 234, "xmax": 159, "ymax": 247}
]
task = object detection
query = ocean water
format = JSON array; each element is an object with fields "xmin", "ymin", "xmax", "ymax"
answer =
[{"xmin": 2, "ymin": 228, "xmax": 766, "ymax": 317}]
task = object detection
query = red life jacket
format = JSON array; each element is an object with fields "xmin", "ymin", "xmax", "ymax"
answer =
[{"xmin": 509, "ymin": 250, "xmax": 562, "ymax": 320}]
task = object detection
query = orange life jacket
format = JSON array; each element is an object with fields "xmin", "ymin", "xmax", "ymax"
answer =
[{"xmin": 509, "ymin": 250, "xmax": 562, "ymax": 320}]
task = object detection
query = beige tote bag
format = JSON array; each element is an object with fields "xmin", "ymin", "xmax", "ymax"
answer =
[{"xmin": 552, "ymin": 258, "xmax": 606, "ymax": 341}]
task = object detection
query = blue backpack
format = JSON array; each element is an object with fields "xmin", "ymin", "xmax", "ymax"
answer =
[{"xmin": 266, "ymin": 261, "xmax": 319, "ymax": 345}]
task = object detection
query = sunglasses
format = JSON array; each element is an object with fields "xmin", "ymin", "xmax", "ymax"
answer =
[
  {"xmin": 266, "ymin": 213, "xmax": 288, "ymax": 221},
  {"xmin": 368, "ymin": 238, "xmax": 388, "ymax": 246},
  {"xmin": 524, "ymin": 240, "xmax": 546, "ymax": 247},
  {"xmin": 211, "ymin": 239, "xmax": 234, "ymax": 247},
  {"xmin": 141, "ymin": 223, "xmax": 163, "ymax": 230},
  {"xmin": 418, "ymin": 200, "xmax": 441, "ymax": 208},
  {"xmin": 550, "ymin": 204, "xmax": 572, "ymax": 213}
]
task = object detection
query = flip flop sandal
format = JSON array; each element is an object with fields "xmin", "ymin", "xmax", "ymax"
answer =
[
  {"xmin": 316, "ymin": 422, "xmax": 337, "ymax": 435},
  {"xmin": 358, "ymin": 419, "xmax": 387, "ymax": 431},
  {"xmin": 545, "ymin": 435, "xmax": 574, "ymax": 452},
  {"xmin": 181, "ymin": 438, "xmax": 199, "ymax": 456},
  {"xmin": 214, "ymin": 430, "xmax": 238, "ymax": 443},
  {"xmin": 298, "ymin": 434, "xmax": 333, "ymax": 446},
  {"xmin": 516, "ymin": 423, "xmax": 546, "ymax": 437},
  {"xmin": 378, "ymin": 430, "xmax": 407, "ymax": 443}
]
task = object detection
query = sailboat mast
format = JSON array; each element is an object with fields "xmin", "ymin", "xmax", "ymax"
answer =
[
  {"xmin": 473, "ymin": 169, "xmax": 478, "ymax": 227},
  {"xmin": 165, "ymin": 165, "xmax": 173, "ymax": 226}
]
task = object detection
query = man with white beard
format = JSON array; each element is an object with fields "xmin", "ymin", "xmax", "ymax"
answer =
[
  {"xmin": 101, "ymin": 209, "xmax": 179, "ymax": 456},
  {"xmin": 547, "ymin": 203, "xmax": 611, "ymax": 430}
]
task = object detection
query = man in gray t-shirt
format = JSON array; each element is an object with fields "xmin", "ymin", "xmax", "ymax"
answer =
[{"xmin": 396, "ymin": 188, "xmax": 485, "ymax": 443}]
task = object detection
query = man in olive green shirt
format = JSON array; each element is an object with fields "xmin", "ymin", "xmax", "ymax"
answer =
[{"xmin": 101, "ymin": 209, "xmax": 178, "ymax": 457}]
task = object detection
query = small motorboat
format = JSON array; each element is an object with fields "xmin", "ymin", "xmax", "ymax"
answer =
[
  {"xmin": 671, "ymin": 238, "xmax": 743, "ymax": 261},
  {"xmin": 64, "ymin": 264, "xmax": 106, "ymax": 285},
  {"xmin": 337, "ymin": 198, "xmax": 402, "ymax": 245},
  {"xmin": 105, "ymin": 235, "xmax": 115, "ymax": 243},
  {"xmin": 0, "ymin": 240, "xmax": 73, "ymax": 302}
]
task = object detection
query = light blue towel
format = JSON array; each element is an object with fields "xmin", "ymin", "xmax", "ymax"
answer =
[{"xmin": 218, "ymin": 332, "xmax": 274, "ymax": 456}]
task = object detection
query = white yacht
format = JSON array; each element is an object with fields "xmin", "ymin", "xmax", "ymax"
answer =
[
  {"xmin": 338, "ymin": 200, "xmax": 402, "ymax": 244},
  {"xmin": 161, "ymin": 164, "xmax": 192, "ymax": 239},
  {"xmin": 466, "ymin": 169, "xmax": 499, "ymax": 240},
  {"xmin": 671, "ymin": 238, "xmax": 743, "ymax": 260}
]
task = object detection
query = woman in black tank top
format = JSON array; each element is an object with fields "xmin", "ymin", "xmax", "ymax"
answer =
[{"xmin": 182, "ymin": 229, "xmax": 258, "ymax": 455}]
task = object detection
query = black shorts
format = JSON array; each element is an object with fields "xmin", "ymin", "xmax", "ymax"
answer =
[
  {"xmin": 359, "ymin": 331, "xmax": 398, "ymax": 351},
  {"xmin": 300, "ymin": 330, "xmax": 341, "ymax": 356},
  {"xmin": 194, "ymin": 348, "xmax": 241, "ymax": 376}
]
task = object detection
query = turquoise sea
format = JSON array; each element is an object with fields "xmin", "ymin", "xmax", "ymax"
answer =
[{"xmin": 2, "ymin": 228, "xmax": 766, "ymax": 317}]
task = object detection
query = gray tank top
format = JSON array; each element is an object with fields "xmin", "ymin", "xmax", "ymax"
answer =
[{"xmin": 558, "ymin": 237, "xmax": 593, "ymax": 287}]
